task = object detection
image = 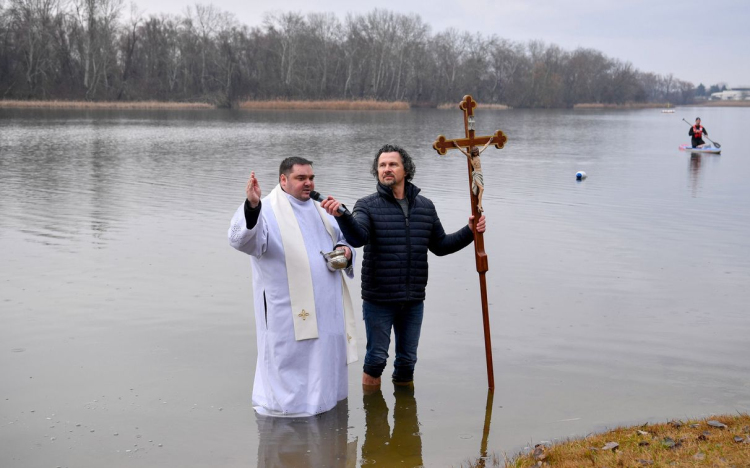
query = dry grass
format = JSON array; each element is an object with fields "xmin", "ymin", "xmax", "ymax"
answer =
[
  {"xmin": 438, "ymin": 103, "xmax": 511, "ymax": 110},
  {"xmin": 238, "ymin": 99, "xmax": 410, "ymax": 110},
  {"xmin": 459, "ymin": 413, "xmax": 750, "ymax": 468},
  {"xmin": 697, "ymin": 100, "xmax": 750, "ymax": 107},
  {"xmin": 574, "ymin": 102, "xmax": 674, "ymax": 109},
  {"xmin": 0, "ymin": 100, "xmax": 213, "ymax": 109}
]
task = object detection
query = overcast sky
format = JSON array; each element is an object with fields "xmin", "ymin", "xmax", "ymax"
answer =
[{"xmin": 142, "ymin": 0, "xmax": 749, "ymax": 87}]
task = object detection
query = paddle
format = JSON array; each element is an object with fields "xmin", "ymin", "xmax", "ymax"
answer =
[{"xmin": 682, "ymin": 118, "xmax": 721, "ymax": 148}]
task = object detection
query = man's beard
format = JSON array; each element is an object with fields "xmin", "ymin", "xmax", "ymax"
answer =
[{"xmin": 380, "ymin": 175, "xmax": 397, "ymax": 187}]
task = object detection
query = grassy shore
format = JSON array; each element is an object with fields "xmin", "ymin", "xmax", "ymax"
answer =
[
  {"xmin": 696, "ymin": 100, "xmax": 750, "ymax": 107},
  {"xmin": 238, "ymin": 99, "xmax": 409, "ymax": 110},
  {"xmin": 3, "ymin": 99, "xmax": 746, "ymax": 111},
  {"xmin": 576, "ymin": 100, "xmax": 750, "ymax": 109},
  {"xmin": 0, "ymin": 99, "xmax": 504, "ymax": 111},
  {"xmin": 0, "ymin": 100, "xmax": 213, "ymax": 109},
  {"xmin": 438, "ymin": 103, "xmax": 511, "ymax": 110},
  {"xmin": 0, "ymin": 99, "xmax": 409, "ymax": 110},
  {"xmin": 460, "ymin": 413, "xmax": 750, "ymax": 467},
  {"xmin": 574, "ymin": 102, "xmax": 674, "ymax": 109}
]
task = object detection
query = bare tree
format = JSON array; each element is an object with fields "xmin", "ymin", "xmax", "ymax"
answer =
[
  {"xmin": 0, "ymin": 5, "xmax": 696, "ymax": 106},
  {"xmin": 70, "ymin": 0, "xmax": 123, "ymax": 98},
  {"xmin": 306, "ymin": 12, "xmax": 340, "ymax": 97},
  {"xmin": 115, "ymin": 2, "xmax": 140, "ymax": 99},
  {"xmin": 186, "ymin": 3, "xmax": 220, "ymax": 94},
  {"xmin": 211, "ymin": 10, "xmax": 240, "ymax": 107},
  {"xmin": 263, "ymin": 10, "xmax": 304, "ymax": 95},
  {"xmin": 8, "ymin": 0, "xmax": 60, "ymax": 97}
]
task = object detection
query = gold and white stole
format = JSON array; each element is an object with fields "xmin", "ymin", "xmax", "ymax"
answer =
[
  {"xmin": 269, "ymin": 185, "xmax": 358, "ymax": 364},
  {"xmin": 317, "ymin": 203, "xmax": 359, "ymax": 364}
]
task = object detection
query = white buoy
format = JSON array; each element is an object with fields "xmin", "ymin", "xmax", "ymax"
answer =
[{"xmin": 576, "ymin": 171, "xmax": 587, "ymax": 180}]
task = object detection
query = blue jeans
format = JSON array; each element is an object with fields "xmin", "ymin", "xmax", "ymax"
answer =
[{"xmin": 362, "ymin": 300, "xmax": 424, "ymax": 382}]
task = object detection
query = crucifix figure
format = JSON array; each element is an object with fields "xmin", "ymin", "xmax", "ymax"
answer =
[
  {"xmin": 453, "ymin": 143, "xmax": 492, "ymax": 212},
  {"xmin": 469, "ymin": 148, "xmax": 484, "ymax": 213},
  {"xmin": 432, "ymin": 95, "xmax": 507, "ymax": 390}
]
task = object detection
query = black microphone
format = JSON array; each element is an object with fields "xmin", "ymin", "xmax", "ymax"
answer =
[{"xmin": 310, "ymin": 190, "xmax": 351, "ymax": 215}]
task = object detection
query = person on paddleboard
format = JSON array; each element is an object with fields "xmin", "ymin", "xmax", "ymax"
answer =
[{"xmin": 689, "ymin": 117, "xmax": 708, "ymax": 148}]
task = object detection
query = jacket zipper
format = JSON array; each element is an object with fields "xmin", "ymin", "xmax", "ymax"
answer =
[{"xmin": 404, "ymin": 202, "xmax": 411, "ymax": 301}]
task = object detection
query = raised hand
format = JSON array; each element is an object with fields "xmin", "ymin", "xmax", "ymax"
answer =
[{"xmin": 246, "ymin": 171, "xmax": 261, "ymax": 208}]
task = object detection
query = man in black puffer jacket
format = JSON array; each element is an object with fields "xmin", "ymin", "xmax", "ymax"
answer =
[{"xmin": 322, "ymin": 144, "xmax": 485, "ymax": 386}]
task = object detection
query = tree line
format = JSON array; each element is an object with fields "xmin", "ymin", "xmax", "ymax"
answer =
[{"xmin": 0, "ymin": 1, "xmax": 702, "ymax": 108}]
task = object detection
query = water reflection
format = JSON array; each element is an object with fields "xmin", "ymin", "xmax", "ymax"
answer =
[
  {"xmin": 689, "ymin": 152, "xmax": 703, "ymax": 197},
  {"xmin": 478, "ymin": 390, "xmax": 494, "ymax": 467},
  {"xmin": 362, "ymin": 384, "xmax": 423, "ymax": 467},
  {"xmin": 89, "ymin": 133, "xmax": 117, "ymax": 245},
  {"xmin": 2, "ymin": 108, "xmax": 750, "ymax": 467},
  {"xmin": 256, "ymin": 400, "xmax": 356, "ymax": 468}
]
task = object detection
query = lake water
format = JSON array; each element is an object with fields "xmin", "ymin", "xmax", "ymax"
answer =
[{"xmin": 1, "ymin": 106, "xmax": 749, "ymax": 467}]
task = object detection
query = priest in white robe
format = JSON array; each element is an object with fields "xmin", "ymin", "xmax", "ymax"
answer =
[{"xmin": 228, "ymin": 157, "xmax": 358, "ymax": 417}]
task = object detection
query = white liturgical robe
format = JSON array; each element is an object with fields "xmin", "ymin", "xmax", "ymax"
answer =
[{"xmin": 229, "ymin": 187, "xmax": 356, "ymax": 417}]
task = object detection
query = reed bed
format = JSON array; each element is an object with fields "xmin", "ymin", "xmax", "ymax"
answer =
[
  {"xmin": 698, "ymin": 100, "xmax": 750, "ymax": 107},
  {"xmin": 574, "ymin": 102, "xmax": 673, "ymax": 109},
  {"xmin": 0, "ymin": 100, "xmax": 213, "ymax": 109},
  {"xmin": 458, "ymin": 413, "xmax": 750, "ymax": 467},
  {"xmin": 238, "ymin": 99, "xmax": 410, "ymax": 110},
  {"xmin": 437, "ymin": 103, "xmax": 511, "ymax": 110}
]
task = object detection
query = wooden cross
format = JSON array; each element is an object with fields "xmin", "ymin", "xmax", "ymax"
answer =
[{"xmin": 432, "ymin": 95, "xmax": 507, "ymax": 390}]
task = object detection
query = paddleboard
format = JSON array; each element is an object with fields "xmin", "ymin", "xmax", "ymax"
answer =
[{"xmin": 679, "ymin": 144, "xmax": 721, "ymax": 154}]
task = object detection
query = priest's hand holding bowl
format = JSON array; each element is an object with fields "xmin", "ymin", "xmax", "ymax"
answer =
[
  {"xmin": 335, "ymin": 245, "xmax": 352, "ymax": 262},
  {"xmin": 321, "ymin": 245, "xmax": 352, "ymax": 271}
]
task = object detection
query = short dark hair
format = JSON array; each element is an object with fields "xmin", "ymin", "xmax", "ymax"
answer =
[
  {"xmin": 371, "ymin": 144, "xmax": 416, "ymax": 182},
  {"xmin": 695, "ymin": 117, "xmax": 701, "ymax": 121},
  {"xmin": 279, "ymin": 157, "xmax": 313, "ymax": 179}
]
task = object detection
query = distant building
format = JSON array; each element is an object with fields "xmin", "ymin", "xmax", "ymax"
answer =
[{"xmin": 710, "ymin": 87, "xmax": 750, "ymax": 100}]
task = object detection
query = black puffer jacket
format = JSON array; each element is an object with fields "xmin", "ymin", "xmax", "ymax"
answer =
[{"xmin": 336, "ymin": 182, "xmax": 474, "ymax": 303}]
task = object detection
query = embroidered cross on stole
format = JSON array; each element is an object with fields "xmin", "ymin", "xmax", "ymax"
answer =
[{"xmin": 269, "ymin": 185, "xmax": 358, "ymax": 364}]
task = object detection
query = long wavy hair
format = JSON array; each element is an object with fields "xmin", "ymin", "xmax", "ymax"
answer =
[{"xmin": 370, "ymin": 144, "xmax": 416, "ymax": 182}]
